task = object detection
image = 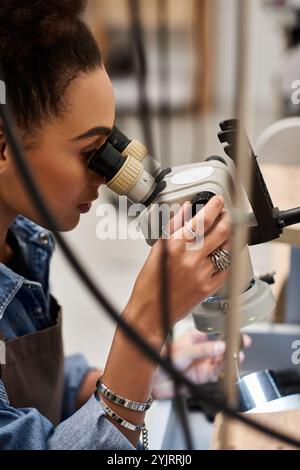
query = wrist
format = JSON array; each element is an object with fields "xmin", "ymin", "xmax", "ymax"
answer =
[
  {"xmin": 122, "ymin": 299, "xmax": 166, "ymax": 351},
  {"xmin": 76, "ymin": 369, "xmax": 101, "ymax": 409}
]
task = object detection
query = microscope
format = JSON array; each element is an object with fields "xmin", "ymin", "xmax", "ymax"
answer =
[
  {"xmin": 87, "ymin": 119, "xmax": 300, "ymax": 414},
  {"xmin": 87, "ymin": 118, "xmax": 300, "ymax": 336}
]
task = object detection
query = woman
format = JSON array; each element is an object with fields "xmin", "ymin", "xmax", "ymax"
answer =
[{"xmin": 0, "ymin": 0, "xmax": 241, "ymax": 450}]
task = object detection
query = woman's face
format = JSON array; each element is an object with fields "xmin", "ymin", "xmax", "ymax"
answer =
[{"xmin": 0, "ymin": 67, "xmax": 115, "ymax": 231}]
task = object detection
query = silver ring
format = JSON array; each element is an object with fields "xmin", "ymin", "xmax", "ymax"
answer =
[
  {"xmin": 161, "ymin": 226, "xmax": 170, "ymax": 239},
  {"xmin": 210, "ymin": 248, "xmax": 231, "ymax": 272},
  {"xmin": 184, "ymin": 221, "xmax": 203, "ymax": 243},
  {"xmin": 184, "ymin": 222, "xmax": 196, "ymax": 240}
]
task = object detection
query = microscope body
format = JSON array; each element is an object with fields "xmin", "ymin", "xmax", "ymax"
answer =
[
  {"xmin": 88, "ymin": 124, "xmax": 278, "ymax": 335},
  {"xmin": 137, "ymin": 155, "xmax": 276, "ymax": 334},
  {"xmin": 87, "ymin": 122, "xmax": 300, "ymax": 410},
  {"xmin": 138, "ymin": 155, "xmax": 241, "ymax": 244}
]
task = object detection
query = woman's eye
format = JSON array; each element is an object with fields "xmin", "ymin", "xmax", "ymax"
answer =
[
  {"xmin": 82, "ymin": 148, "xmax": 97, "ymax": 161},
  {"xmin": 81, "ymin": 142, "xmax": 107, "ymax": 163}
]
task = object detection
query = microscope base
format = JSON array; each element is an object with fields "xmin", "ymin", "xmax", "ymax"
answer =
[{"xmin": 192, "ymin": 277, "xmax": 276, "ymax": 334}]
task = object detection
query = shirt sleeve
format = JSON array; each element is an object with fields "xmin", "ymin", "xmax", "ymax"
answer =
[
  {"xmin": 62, "ymin": 354, "xmax": 97, "ymax": 421},
  {"xmin": 0, "ymin": 379, "xmax": 138, "ymax": 450}
]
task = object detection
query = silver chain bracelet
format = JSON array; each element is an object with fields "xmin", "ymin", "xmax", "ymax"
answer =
[
  {"xmin": 141, "ymin": 425, "xmax": 149, "ymax": 450},
  {"xmin": 94, "ymin": 391, "xmax": 149, "ymax": 449}
]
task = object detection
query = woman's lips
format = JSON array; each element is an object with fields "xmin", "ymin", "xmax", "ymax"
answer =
[{"xmin": 77, "ymin": 202, "xmax": 92, "ymax": 214}]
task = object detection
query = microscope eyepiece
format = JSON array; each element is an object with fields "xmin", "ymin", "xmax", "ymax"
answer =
[
  {"xmin": 87, "ymin": 142, "xmax": 125, "ymax": 182},
  {"xmin": 87, "ymin": 138, "xmax": 158, "ymax": 203},
  {"xmin": 108, "ymin": 126, "xmax": 131, "ymax": 153}
]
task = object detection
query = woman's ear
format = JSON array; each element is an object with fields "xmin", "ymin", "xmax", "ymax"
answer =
[
  {"xmin": 0, "ymin": 126, "xmax": 9, "ymax": 172},
  {"xmin": 0, "ymin": 129, "xmax": 5, "ymax": 154}
]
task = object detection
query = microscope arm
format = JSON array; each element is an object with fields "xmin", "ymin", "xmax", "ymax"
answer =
[{"xmin": 216, "ymin": 119, "xmax": 300, "ymax": 245}]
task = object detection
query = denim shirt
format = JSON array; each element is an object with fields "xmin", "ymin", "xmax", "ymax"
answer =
[{"xmin": 0, "ymin": 216, "xmax": 136, "ymax": 450}]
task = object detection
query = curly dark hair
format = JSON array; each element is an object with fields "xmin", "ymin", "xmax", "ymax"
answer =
[{"xmin": 0, "ymin": 0, "xmax": 102, "ymax": 133}]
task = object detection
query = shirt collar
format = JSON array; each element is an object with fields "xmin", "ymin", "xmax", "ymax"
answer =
[
  {"xmin": 0, "ymin": 264, "xmax": 24, "ymax": 320},
  {"xmin": 10, "ymin": 215, "xmax": 55, "ymax": 252}
]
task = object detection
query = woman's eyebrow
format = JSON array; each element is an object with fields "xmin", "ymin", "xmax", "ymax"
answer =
[{"xmin": 70, "ymin": 126, "xmax": 112, "ymax": 142}]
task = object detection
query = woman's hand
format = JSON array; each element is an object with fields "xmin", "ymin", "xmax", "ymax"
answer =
[
  {"xmin": 103, "ymin": 197, "xmax": 231, "ymax": 447},
  {"xmin": 124, "ymin": 196, "xmax": 231, "ymax": 343},
  {"xmin": 151, "ymin": 330, "xmax": 252, "ymax": 399}
]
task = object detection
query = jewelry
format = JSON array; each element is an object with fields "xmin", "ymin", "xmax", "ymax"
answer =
[
  {"xmin": 94, "ymin": 391, "xmax": 149, "ymax": 449},
  {"xmin": 210, "ymin": 248, "xmax": 231, "ymax": 272},
  {"xmin": 96, "ymin": 377, "xmax": 153, "ymax": 412},
  {"xmin": 161, "ymin": 226, "xmax": 170, "ymax": 239},
  {"xmin": 184, "ymin": 221, "xmax": 204, "ymax": 244},
  {"xmin": 184, "ymin": 221, "xmax": 197, "ymax": 241}
]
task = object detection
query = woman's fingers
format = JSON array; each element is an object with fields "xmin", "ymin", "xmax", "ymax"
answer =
[
  {"xmin": 208, "ymin": 268, "xmax": 229, "ymax": 291},
  {"xmin": 192, "ymin": 195, "xmax": 225, "ymax": 235},
  {"xmin": 140, "ymin": 196, "xmax": 232, "ymax": 328},
  {"xmin": 242, "ymin": 334, "xmax": 252, "ymax": 349},
  {"xmin": 189, "ymin": 329, "xmax": 209, "ymax": 344},
  {"xmin": 172, "ymin": 196, "xmax": 225, "ymax": 243},
  {"xmin": 205, "ymin": 362, "xmax": 225, "ymax": 383},
  {"xmin": 239, "ymin": 351, "xmax": 245, "ymax": 363},
  {"xmin": 202, "ymin": 211, "xmax": 232, "ymax": 257},
  {"xmin": 165, "ymin": 201, "xmax": 193, "ymax": 236},
  {"xmin": 186, "ymin": 340, "xmax": 226, "ymax": 362}
]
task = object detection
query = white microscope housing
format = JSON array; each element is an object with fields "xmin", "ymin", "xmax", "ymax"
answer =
[{"xmin": 137, "ymin": 155, "xmax": 276, "ymax": 334}]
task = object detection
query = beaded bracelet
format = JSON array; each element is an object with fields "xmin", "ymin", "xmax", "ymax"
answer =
[
  {"xmin": 94, "ymin": 390, "xmax": 149, "ymax": 449},
  {"xmin": 96, "ymin": 377, "xmax": 153, "ymax": 412}
]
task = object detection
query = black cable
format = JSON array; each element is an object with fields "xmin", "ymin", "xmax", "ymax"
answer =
[
  {"xmin": 128, "ymin": 0, "xmax": 193, "ymax": 449},
  {"xmin": 127, "ymin": 0, "xmax": 175, "ymax": 368},
  {"xmin": 131, "ymin": 0, "xmax": 193, "ymax": 448},
  {"xmin": 2, "ymin": 74, "xmax": 300, "ymax": 449}
]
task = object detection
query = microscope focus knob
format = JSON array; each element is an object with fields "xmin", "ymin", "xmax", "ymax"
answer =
[
  {"xmin": 122, "ymin": 139, "xmax": 148, "ymax": 161},
  {"xmin": 191, "ymin": 191, "xmax": 215, "ymax": 216},
  {"xmin": 107, "ymin": 155, "xmax": 143, "ymax": 195}
]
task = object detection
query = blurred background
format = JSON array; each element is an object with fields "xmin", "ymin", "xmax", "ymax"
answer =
[{"xmin": 50, "ymin": 0, "xmax": 300, "ymax": 368}]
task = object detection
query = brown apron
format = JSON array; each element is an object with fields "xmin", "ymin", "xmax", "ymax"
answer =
[{"xmin": 0, "ymin": 296, "xmax": 64, "ymax": 426}]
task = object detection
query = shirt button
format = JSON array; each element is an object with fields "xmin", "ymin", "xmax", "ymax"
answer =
[{"xmin": 38, "ymin": 232, "xmax": 49, "ymax": 245}]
